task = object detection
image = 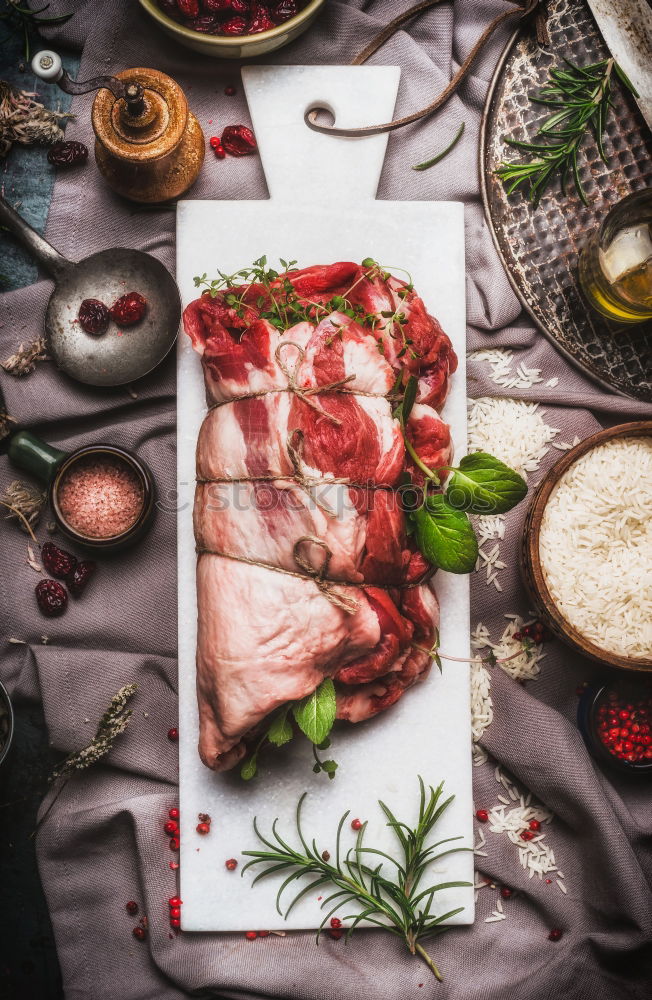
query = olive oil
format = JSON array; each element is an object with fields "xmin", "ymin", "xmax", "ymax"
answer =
[{"xmin": 578, "ymin": 189, "xmax": 652, "ymax": 325}]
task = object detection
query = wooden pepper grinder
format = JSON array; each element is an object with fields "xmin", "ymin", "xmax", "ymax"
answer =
[{"xmin": 32, "ymin": 51, "xmax": 204, "ymax": 203}]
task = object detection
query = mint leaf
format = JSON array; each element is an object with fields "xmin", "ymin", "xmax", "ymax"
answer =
[
  {"xmin": 240, "ymin": 753, "xmax": 258, "ymax": 781},
  {"xmin": 267, "ymin": 709, "xmax": 293, "ymax": 748},
  {"xmin": 292, "ymin": 678, "xmax": 336, "ymax": 745},
  {"xmin": 412, "ymin": 495, "xmax": 478, "ymax": 573},
  {"xmin": 446, "ymin": 452, "xmax": 527, "ymax": 514}
]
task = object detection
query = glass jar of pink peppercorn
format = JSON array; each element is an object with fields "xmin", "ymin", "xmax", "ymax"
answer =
[
  {"xmin": 9, "ymin": 431, "xmax": 156, "ymax": 552},
  {"xmin": 578, "ymin": 681, "xmax": 652, "ymax": 778}
]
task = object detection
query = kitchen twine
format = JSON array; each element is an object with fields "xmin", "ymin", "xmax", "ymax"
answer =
[
  {"xmin": 196, "ymin": 343, "xmax": 431, "ymax": 613},
  {"xmin": 305, "ymin": 0, "xmax": 548, "ymax": 138}
]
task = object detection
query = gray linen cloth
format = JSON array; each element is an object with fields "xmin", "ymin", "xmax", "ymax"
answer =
[{"xmin": 1, "ymin": 1, "xmax": 651, "ymax": 998}]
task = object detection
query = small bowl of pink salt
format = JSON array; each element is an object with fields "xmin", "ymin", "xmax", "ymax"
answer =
[
  {"xmin": 52, "ymin": 447, "xmax": 155, "ymax": 550},
  {"xmin": 9, "ymin": 431, "xmax": 156, "ymax": 552}
]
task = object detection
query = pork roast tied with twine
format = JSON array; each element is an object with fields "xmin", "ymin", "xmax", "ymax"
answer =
[{"xmin": 183, "ymin": 261, "xmax": 457, "ymax": 772}]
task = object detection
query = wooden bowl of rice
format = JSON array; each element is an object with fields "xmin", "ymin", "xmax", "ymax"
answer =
[{"xmin": 522, "ymin": 422, "xmax": 652, "ymax": 672}]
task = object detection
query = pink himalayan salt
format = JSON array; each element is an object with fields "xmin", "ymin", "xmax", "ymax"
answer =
[{"xmin": 57, "ymin": 455, "xmax": 144, "ymax": 539}]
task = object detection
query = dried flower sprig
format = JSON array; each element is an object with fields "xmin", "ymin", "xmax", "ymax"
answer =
[
  {"xmin": 242, "ymin": 777, "xmax": 471, "ymax": 980},
  {"xmin": 1, "ymin": 336, "xmax": 49, "ymax": 375},
  {"xmin": 0, "ymin": 479, "xmax": 46, "ymax": 533},
  {"xmin": 0, "ymin": 81, "xmax": 73, "ymax": 157},
  {"xmin": 49, "ymin": 683, "xmax": 138, "ymax": 782},
  {"xmin": 0, "ymin": 409, "xmax": 16, "ymax": 441}
]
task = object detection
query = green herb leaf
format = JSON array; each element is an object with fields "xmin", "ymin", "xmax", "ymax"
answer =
[
  {"xmin": 292, "ymin": 678, "xmax": 336, "ymax": 745},
  {"xmin": 240, "ymin": 753, "xmax": 258, "ymax": 781},
  {"xmin": 446, "ymin": 452, "xmax": 527, "ymax": 514},
  {"xmin": 412, "ymin": 495, "xmax": 478, "ymax": 574},
  {"xmin": 412, "ymin": 122, "xmax": 465, "ymax": 171},
  {"xmin": 267, "ymin": 709, "xmax": 293, "ymax": 747}
]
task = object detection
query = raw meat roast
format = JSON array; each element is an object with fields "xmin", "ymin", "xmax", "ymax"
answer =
[{"xmin": 184, "ymin": 261, "xmax": 458, "ymax": 771}]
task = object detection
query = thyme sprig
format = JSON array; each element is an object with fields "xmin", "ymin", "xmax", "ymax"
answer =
[
  {"xmin": 497, "ymin": 57, "xmax": 639, "ymax": 207},
  {"xmin": 49, "ymin": 682, "xmax": 138, "ymax": 781},
  {"xmin": 242, "ymin": 777, "xmax": 471, "ymax": 980}
]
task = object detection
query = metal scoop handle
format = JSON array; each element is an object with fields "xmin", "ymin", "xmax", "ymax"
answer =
[
  {"xmin": 31, "ymin": 51, "xmax": 145, "ymax": 116},
  {"xmin": 0, "ymin": 194, "xmax": 70, "ymax": 282}
]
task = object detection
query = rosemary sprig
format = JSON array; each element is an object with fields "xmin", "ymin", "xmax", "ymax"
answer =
[
  {"xmin": 241, "ymin": 777, "xmax": 471, "ymax": 980},
  {"xmin": 0, "ymin": 1, "xmax": 73, "ymax": 61},
  {"xmin": 497, "ymin": 57, "xmax": 639, "ymax": 207},
  {"xmin": 412, "ymin": 122, "xmax": 465, "ymax": 172}
]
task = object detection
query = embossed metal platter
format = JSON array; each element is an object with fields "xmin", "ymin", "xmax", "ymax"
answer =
[{"xmin": 480, "ymin": 0, "xmax": 652, "ymax": 403}]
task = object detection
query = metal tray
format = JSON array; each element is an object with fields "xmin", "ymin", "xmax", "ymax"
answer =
[{"xmin": 480, "ymin": 0, "xmax": 652, "ymax": 403}]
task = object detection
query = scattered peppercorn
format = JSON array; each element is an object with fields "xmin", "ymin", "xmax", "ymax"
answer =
[
  {"xmin": 169, "ymin": 897, "xmax": 182, "ymax": 907},
  {"xmin": 529, "ymin": 819, "xmax": 541, "ymax": 832},
  {"xmin": 164, "ymin": 820, "xmax": 179, "ymax": 836},
  {"xmin": 125, "ymin": 900, "xmax": 138, "ymax": 915},
  {"xmin": 321, "ymin": 850, "xmax": 331, "ymax": 862},
  {"xmin": 225, "ymin": 85, "xmax": 236, "ymax": 96},
  {"xmin": 170, "ymin": 907, "xmax": 181, "ymax": 919},
  {"xmin": 196, "ymin": 822, "xmax": 210, "ymax": 835},
  {"xmin": 225, "ymin": 858, "xmax": 238, "ymax": 871},
  {"xmin": 170, "ymin": 917, "xmax": 181, "ymax": 929},
  {"xmin": 500, "ymin": 887, "xmax": 513, "ymax": 899},
  {"xmin": 168, "ymin": 727, "xmax": 179, "ymax": 742},
  {"xmin": 548, "ymin": 928, "xmax": 563, "ymax": 942},
  {"xmin": 132, "ymin": 926, "xmax": 146, "ymax": 941},
  {"xmin": 169, "ymin": 807, "xmax": 180, "ymax": 820},
  {"xmin": 329, "ymin": 928, "xmax": 343, "ymax": 941},
  {"xmin": 475, "ymin": 809, "xmax": 489, "ymax": 823},
  {"xmin": 330, "ymin": 917, "xmax": 342, "ymax": 929},
  {"xmin": 520, "ymin": 830, "xmax": 535, "ymax": 841},
  {"xmin": 215, "ymin": 146, "xmax": 226, "ymax": 159},
  {"xmin": 245, "ymin": 931, "xmax": 257, "ymax": 940},
  {"xmin": 170, "ymin": 837, "xmax": 180, "ymax": 851},
  {"xmin": 350, "ymin": 818, "xmax": 363, "ymax": 831}
]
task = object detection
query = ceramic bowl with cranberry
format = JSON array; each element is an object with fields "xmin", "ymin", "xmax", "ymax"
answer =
[{"xmin": 139, "ymin": 0, "xmax": 326, "ymax": 57}]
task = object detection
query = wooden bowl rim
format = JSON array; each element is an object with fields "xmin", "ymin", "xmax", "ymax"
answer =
[{"xmin": 526, "ymin": 420, "xmax": 652, "ymax": 672}]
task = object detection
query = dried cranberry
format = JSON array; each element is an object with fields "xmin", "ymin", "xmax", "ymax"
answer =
[
  {"xmin": 219, "ymin": 15, "xmax": 247, "ymax": 34},
  {"xmin": 185, "ymin": 14, "xmax": 219, "ymax": 31},
  {"xmin": 177, "ymin": 0, "xmax": 199, "ymax": 15},
  {"xmin": 41, "ymin": 542, "xmax": 77, "ymax": 580},
  {"xmin": 248, "ymin": 3, "xmax": 275, "ymax": 32},
  {"xmin": 47, "ymin": 141, "xmax": 88, "ymax": 168},
  {"xmin": 272, "ymin": 0, "xmax": 297, "ymax": 22},
  {"xmin": 157, "ymin": 0, "xmax": 181, "ymax": 18},
  {"xmin": 110, "ymin": 292, "xmax": 147, "ymax": 326},
  {"xmin": 68, "ymin": 560, "xmax": 96, "ymax": 597},
  {"xmin": 221, "ymin": 125, "xmax": 257, "ymax": 156},
  {"xmin": 229, "ymin": 0, "xmax": 251, "ymax": 12},
  {"xmin": 203, "ymin": 0, "xmax": 235, "ymax": 10},
  {"xmin": 36, "ymin": 579, "xmax": 68, "ymax": 617},
  {"xmin": 78, "ymin": 298, "xmax": 110, "ymax": 336}
]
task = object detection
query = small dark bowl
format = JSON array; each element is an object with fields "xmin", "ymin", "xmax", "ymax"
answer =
[
  {"xmin": 51, "ymin": 445, "xmax": 157, "ymax": 553},
  {"xmin": 577, "ymin": 682, "xmax": 652, "ymax": 778},
  {"xmin": 0, "ymin": 680, "xmax": 15, "ymax": 769}
]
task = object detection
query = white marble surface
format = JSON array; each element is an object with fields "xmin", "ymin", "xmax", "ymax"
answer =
[{"xmin": 176, "ymin": 66, "xmax": 473, "ymax": 932}]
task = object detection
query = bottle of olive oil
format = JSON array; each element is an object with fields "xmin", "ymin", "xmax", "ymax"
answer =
[{"xmin": 578, "ymin": 188, "xmax": 652, "ymax": 324}]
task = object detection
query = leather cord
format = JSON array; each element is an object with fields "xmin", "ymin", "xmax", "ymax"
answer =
[{"xmin": 305, "ymin": 0, "xmax": 546, "ymax": 138}]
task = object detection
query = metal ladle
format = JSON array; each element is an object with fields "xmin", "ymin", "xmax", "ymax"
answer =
[{"xmin": 0, "ymin": 196, "xmax": 180, "ymax": 387}]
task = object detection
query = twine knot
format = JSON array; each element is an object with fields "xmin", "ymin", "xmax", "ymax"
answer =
[{"xmin": 293, "ymin": 535, "xmax": 360, "ymax": 615}]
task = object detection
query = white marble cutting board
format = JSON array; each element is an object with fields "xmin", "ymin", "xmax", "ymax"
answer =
[{"xmin": 176, "ymin": 66, "xmax": 474, "ymax": 932}]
